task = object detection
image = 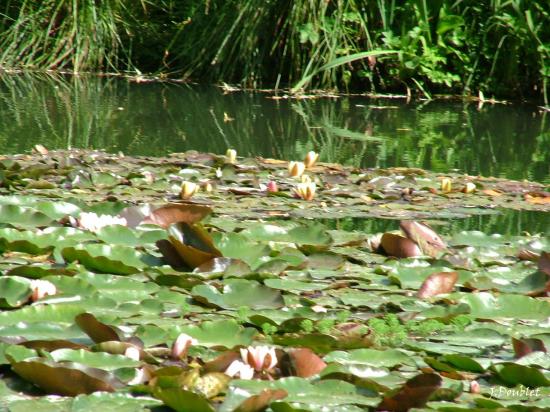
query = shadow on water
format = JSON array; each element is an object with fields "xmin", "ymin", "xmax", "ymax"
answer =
[{"xmin": 0, "ymin": 73, "xmax": 548, "ymax": 234}]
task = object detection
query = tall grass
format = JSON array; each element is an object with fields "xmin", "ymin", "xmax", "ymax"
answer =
[{"xmin": 0, "ymin": 1, "xmax": 548, "ymax": 101}]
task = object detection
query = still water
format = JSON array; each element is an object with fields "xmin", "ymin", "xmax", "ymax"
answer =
[{"xmin": 0, "ymin": 73, "xmax": 548, "ymax": 234}]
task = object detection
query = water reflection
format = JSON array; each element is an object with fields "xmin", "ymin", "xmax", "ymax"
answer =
[
  {"xmin": 322, "ymin": 210, "xmax": 549, "ymax": 237},
  {"xmin": 0, "ymin": 72, "xmax": 548, "ymax": 184}
]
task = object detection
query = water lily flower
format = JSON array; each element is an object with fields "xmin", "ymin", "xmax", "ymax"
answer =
[
  {"xmin": 294, "ymin": 182, "xmax": 316, "ymax": 201},
  {"xmin": 240, "ymin": 346, "xmax": 278, "ymax": 372},
  {"xmin": 301, "ymin": 174, "xmax": 312, "ymax": 184},
  {"xmin": 462, "ymin": 182, "xmax": 476, "ymax": 193},
  {"xmin": 304, "ymin": 151, "xmax": 319, "ymax": 168},
  {"xmin": 204, "ymin": 182, "xmax": 214, "ymax": 193},
  {"xmin": 124, "ymin": 346, "xmax": 141, "ymax": 361},
  {"xmin": 180, "ymin": 181, "xmax": 199, "ymax": 199},
  {"xmin": 224, "ymin": 360, "xmax": 255, "ymax": 380},
  {"xmin": 171, "ymin": 333, "xmax": 198, "ymax": 359},
  {"xmin": 266, "ymin": 181, "xmax": 278, "ymax": 193},
  {"xmin": 288, "ymin": 161, "xmax": 305, "ymax": 178},
  {"xmin": 72, "ymin": 212, "xmax": 127, "ymax": 233},
  {"xmin": 226, "ymin": 149, "xmax": 237, "ymax": 164},
  {"xmin": 30, "ymin": 279, "xmax": 57, "ymax": 301},
  {"xmin": 470, "ymin": 380, "xmax": 480, "ymax": 394},
  {"xmin": 440, "ymin": 177, "xmax": 452, "ymax": 193}
]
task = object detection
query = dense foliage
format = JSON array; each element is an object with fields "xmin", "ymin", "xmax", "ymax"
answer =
[{"xmin": 0, "ymin": 1, "xmax": 548, "ymax": 101}]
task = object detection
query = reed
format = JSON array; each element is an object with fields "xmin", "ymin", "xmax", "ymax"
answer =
[{"xmin": 0, "ymin": 1, "xmax": 548, "ymax": 101}]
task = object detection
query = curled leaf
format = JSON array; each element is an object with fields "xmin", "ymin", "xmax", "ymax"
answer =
[
  {"xmin": 417, "ymin": 272, "xmax": 458, "ymax": 298},
  {"xmin": 400, "ymin": 221, "xmax": 447, "ymax": 258},
  {"xmin": 380, "ymin": 233, "xmax": 422, "ymax": 258}
]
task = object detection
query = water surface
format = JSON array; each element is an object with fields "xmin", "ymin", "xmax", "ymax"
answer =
[{"xmin": 0, "ymin": 73, "xmax": 548, "ymax": 234}]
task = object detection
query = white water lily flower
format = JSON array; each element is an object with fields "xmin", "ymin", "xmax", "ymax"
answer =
[
  {"xmin": 124, "ymin": 346, "xmax": 141, "ymax": 361},
  {"xmin": 240, "ymin": 346, "xmax": 278, "ymax": 372},
  {"xmin": 304, "ymin": 151, "xmax": 319, "ymax": 168},
  {"xmin": 225, "ymin": 360, "xmax": 255, "ymax": 380},
  {"xmin": 72, "ymin": 212, "xmax": 127, "ymax": 233},
  {"xmin": 293, "ymin": 182, "xmax": 316, "ymax": 201},
  {"xmin": 180, "ymin": 181, "xmax": 199, "ymax": 199},
  {"xmin": 288, "ymin": 161, "xmax": 305, "ymax": 178},
  {"xmin": 30, "ymin": 279, "xmax": 57, "ymax": 301},
  {"xmin": 171, "ymin": 333, "xmax": 198, "ymax": 359}
]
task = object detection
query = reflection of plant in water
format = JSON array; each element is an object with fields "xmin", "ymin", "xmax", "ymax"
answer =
[{"xmin": 0, "ymin": 74, "xmax": 547, "ymax": 185}]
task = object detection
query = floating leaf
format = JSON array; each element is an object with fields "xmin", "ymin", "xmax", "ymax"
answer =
[
  {"xmin": 400, "ymin": 221, "xmax": 447, "ymax": 258},
  {"xmin": 284, "ymin": 348, "xmax": 326, "ymax": 378},
  {"xmin": 191, "ymin": 279, "xmax": 283, "ymax": 310},
  {"xmin": 62, "ymin": 244, "xmax": 148, "ymax": 274},
  {"xmin": 143, "ymin": 203, "xmax": 212, "ymax": 228},
  {"xmin": 10, "ymin": 357, "xmax": 123, "ymax": 396},
  {"xmin": 167, "ymin": 223, "xmax": 222, "ymax": 269},
  {"xmin": 377, "ymin": 373, "xmax": 442, "ymax": 412},
  {"xmin": 175, "ymin": 319, "xmax": 257, "ymax": 349},
  {"xmin": 380, "ymin": 233, "xmax": 421, "ymax": 258},
  {"xmin": 417, "ymin": 271, "xmax": 458, "ymax": 298},
  {"xmin": 75, "ymin": 313, "xmax": 121, "ymax": 343}
]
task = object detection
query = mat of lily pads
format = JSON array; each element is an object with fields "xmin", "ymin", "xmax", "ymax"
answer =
[{"xmin": 0, "ymin": 148, "xmax": 548, "ymax": 412}]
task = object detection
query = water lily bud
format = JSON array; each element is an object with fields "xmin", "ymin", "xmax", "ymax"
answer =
[
  {"xmin": 470, "ymin": 380, "xmax": 480, "ymax": 394},
  {"xmin": 462, "ymin": 182, "xmax": 476, "ymax": 193},
  {"xmin": 301, "ymin": 174, "xmax": 312, "ymax": 184},
  {"xmin": 142, "ymin": 171, "xmax": 155, "ymax": 184},
  {"xmin": 266, "ymin": 181, "xmax": 278, "ymax": 193},
  {"xmin": 304, "ymin": 151, "xmax": 319, "ymax": 168},
  {"xmin": 288, "ymin": 161, "xmax": 305, "ymax": 178},
  {"xmin": 124, "ymin": 346, "xmax": 141, "ymax": 361},
  {"xmin": 226, "ymin": 149, "xmax": 237, "ymax": 164},
  {"xmin": 204, "ymin": 182, "xmax": 214, "ymax": 193},
  {"xmin": 30, "ymin": 279, "xmax": 57, "ymax": 301},
  {"xmin": 294, "ymin": 182, "xmax": 316, "ymax": 201},
  {"xmin": 171, "ymin": 333, "xmax": 198, "ymax": 359},
  {"xmin": 440, "ymin": 177, "xmax": 452, "ymax": 193},
  {"xmin": 180, "ymin": 181, "xmax": 198, "ymax": 199}
]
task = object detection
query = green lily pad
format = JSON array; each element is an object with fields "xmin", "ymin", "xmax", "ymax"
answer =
[{"xmin": 191, "ymin": 279, "xmax": 284, "ymax": 309}]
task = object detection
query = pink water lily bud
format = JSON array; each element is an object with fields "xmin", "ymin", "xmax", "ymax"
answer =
[
  {"xmin": 30, "ymin": 279, "xmax": 57, "ymax": 301},
  {"xmin": 180, "ymin": 181, "xmax": 199, "ymax": 199},
  {"xmin": 240, "ymin": 346, "xmax": 278, "ymax": 372},
  {"xmin": 171, "ymin": 333, "xmax": 198, "ymax": 359},
  {"xmin": 293, "ymin": 182, "xmax": 316, "ymax": 201},
  {"xmin": 124, "ymin": 346, "xmax": 141, "ymax": 361},
  {"xmin": 470, "ymin": 380, "xmax": 480, "ymax": 394},
  {"xmin": 288, "ymin": 161, "xmax": 305, "ymax": 178},
  {"xmin": 304, "ymin": 151, "xmax": 319, "ymax": 168},
  {"xmin": 266, "ymin": 181, "xmax": 278, "ymax": 193},
  {"xmin": 225, "ymin": 360, "xmax": 255, "ymax": 380}
]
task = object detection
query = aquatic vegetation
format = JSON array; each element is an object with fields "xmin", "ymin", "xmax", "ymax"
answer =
[{"xmin": 0, "ymin": 149, "xmax": 547, "ymax": 410}]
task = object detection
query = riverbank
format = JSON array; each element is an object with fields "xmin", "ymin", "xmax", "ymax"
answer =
[{"xmin": 1, "ymin": 1, "xmax": 548, "ymax": 102}]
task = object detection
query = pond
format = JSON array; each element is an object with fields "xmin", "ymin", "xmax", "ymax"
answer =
[{"xmin": 0, "ymin": 72, "xmax": 548, "ymax": 234}]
